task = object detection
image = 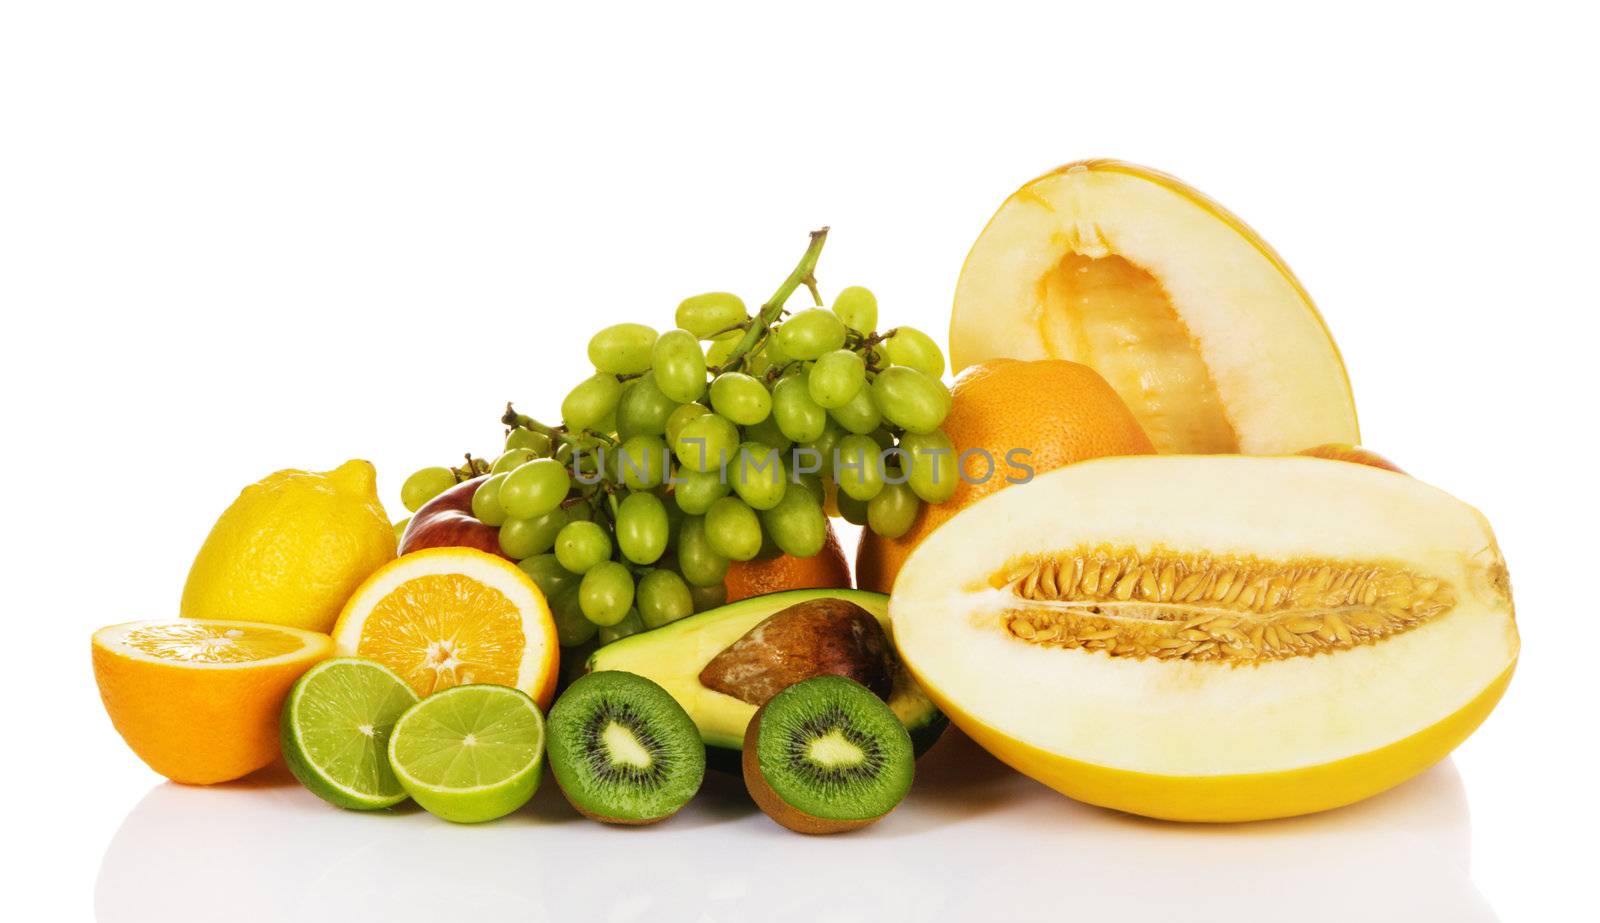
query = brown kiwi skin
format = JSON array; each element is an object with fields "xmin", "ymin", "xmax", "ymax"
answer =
[
  {"xmin": 551, "ymin": 774, "xmax": 682, "ymax": 827},
  {"xmin": 740, "ymin": 702, "xmax": 889, "ymax": 835}
]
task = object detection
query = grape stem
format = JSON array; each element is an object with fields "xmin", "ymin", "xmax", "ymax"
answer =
[
  {"xmin": 451, "ymin": 454, "xmax": 491, "ymax": 481},
  {"xmin": 709, "ymin": 227, "xmax": 830, "ymax": 375},
  {"xmin": 855, "ymin": 327, "xmax": 898, "ymax": 348},
  {"xmin": 501, "ymin": 404, "xmax": 617, "ymax": 451}
]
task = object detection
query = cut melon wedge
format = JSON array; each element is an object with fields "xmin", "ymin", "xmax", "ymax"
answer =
[
  {"xmin": 951, "ymin": 160, "xmax": 1359, "ymax": 455},
  {"xmin": 889, "ymin": 455, "xmax": 1516, "ymax": 822}
]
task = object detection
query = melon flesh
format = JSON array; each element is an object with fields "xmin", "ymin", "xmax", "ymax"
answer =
[
  {"xmin": 889, "ymin": 455, "xmax": 1517, "ymax": 822},
  {"xmin": 951, "ymin": 160, "xmax": 1359, "ymax": 455}
]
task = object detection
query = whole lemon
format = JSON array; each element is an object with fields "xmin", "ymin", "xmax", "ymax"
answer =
[{"xmin": 181, "ymin": 460, "xmax": 397, "ymax": 633}]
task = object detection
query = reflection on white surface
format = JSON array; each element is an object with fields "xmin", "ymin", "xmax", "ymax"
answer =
[{"xmin": 96, "ymin": 731, "xmax": 1497, "ymax": 922}]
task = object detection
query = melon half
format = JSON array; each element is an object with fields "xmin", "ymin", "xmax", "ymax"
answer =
[
  {"xmin": 889, "ymin": 456, "xmax": 1516, "ymax": 822},
  {"xmin": 951, "ymin": 160, "xmax": 1359, "ymax": 455}
]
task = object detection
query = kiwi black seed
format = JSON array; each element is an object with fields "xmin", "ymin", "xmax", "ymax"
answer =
[
  {"xmin": 546, "ymin": 670, "xmax": 706, "ymax": 825},
  {"xmin": 743, "ymin": 674, "xmax": 914, "ymax": 835}
]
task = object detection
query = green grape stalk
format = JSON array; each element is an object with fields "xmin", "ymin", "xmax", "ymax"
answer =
[{"xmin": 398, "ymin": 228, "xmax": 959, "ymax": 648}]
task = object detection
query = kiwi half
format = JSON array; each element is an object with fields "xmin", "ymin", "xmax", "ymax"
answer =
[
  {"xmin": 743, "ymin": 675, "xmax": 914, "ymax": 835},
  {"xmin": 546, "ymin": 671, "xmax": 706, "ymax": 825}
]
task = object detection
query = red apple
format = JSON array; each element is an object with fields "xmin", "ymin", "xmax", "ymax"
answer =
[{"xmin": 399, "ymin": 476, "xmax": 509, "ymax": 560}]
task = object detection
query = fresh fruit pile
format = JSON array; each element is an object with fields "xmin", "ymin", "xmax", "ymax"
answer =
[
  {"xmin": 89, "ymin": 158, "xmax": 1518, "ymax": 834},
  {"xmin": 395, "ymin": 228, "xmax": 957, "ymax": 653}
]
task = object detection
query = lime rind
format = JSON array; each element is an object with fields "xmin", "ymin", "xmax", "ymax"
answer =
[
  {"xmin": 281, "ymin": 657, "xmax": 419, "ymax": 811},
  {"xmin": 387, "ymin": 684, "xmax": 546, "ymax": 823}
]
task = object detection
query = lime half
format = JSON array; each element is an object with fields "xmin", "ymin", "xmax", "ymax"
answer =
[
  {"xmin": 388, "ymin": 684, "xmax": 546, "ymax": 823},
  {"xmin": 281, "ymin": 657, "xmax": 419, "ymax": 810}
]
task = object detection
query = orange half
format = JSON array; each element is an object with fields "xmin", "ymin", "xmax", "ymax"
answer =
[
  {"xmin": 331, "ymin": 547, "xmax": 559, "ymax": 708},
  {"xmin": 92, "ymin": 619, "xmax": 333, "ymax": 784}
]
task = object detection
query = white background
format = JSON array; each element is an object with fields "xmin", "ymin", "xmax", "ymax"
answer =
[{"xmin": 4, "ymin": 2, "xmax": 1596, "ymax": 920}]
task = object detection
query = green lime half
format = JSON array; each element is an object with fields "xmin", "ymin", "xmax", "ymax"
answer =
[
  {"xmin": 388, "ymin": 684, "xmax": 546, "ymax": 823},
  {"xmin": 281, "ymin": 657, "xmax": 420, "ymax": 810}
]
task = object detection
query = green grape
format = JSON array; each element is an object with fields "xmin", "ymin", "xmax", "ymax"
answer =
[
  {"xmin": 829, "ymin": 384, "xmax": 882, "ymax": 434},
  {"xmin": 729, "ymin": 442, "xmax": 787, "ymax": 511},
  {"xmin": 660, "ymin": 491, "xmax": 685, "ymax": 548},
  {"xmin": 664, "ymin": 401, "xmax": 710, "ymax": 443},
  {"xmin": 759, "ymin": 483, "xmax": 826, "ymax": 558},
  {"xmin": 677, "ymin": 516, "xmax": 730, "ymax": 587},
  {"xmin": 470, "ymin": 473, "xmax": 510, "ymax": 526},
  {"xmin": 652, "ymin": 329, "xmax": 708, "ymax": 403},
  {"xmin": 673, "ymin": 412, "xmax": 739, "ymax": 473},
  {"xmin": 900, "ymin": 429, "xmax": 959, "ymax": 503},
  {"xmin": 774, "ymin": 308, "xmax": 847, "ymax": 361},
  {"xmin": 868, "ymin": 481, "xmax": 921, "ymax": 538},
  {"xmin": 615, "ymin": 434, "xmax": 670, "ymax": 490},
  {"xmin": 689, "ymin": 582, "xmax": 728, "ymax": 613},
  {"xmin": 554, "ymin": 519, "xmax": 612, "ymax": 574},
  {"xmin": 832, "ymin": 285, "xmax": 878, "ymax": 334},
  {"xmin": 704, "ymin": 496, "xmax": 763, "ymax": 561},
  {"xmin": 743, "ymin": 414, "xmax": 792, "ymax": 452},
  {"xmin": 760, "ymin": 328, "xmax": 793, "ymax": 365},
  {"xmin": 579, "ymin": 561, "xmax": 635, "ymax": 626},
  {"xmin": 616, "ymin": 372, "xmax": 681, "ymax": 440},
  {"xmin": 615, "ymin": 491, "xmax": 669, "ymax": 565},
  {"xmin": 637, "ymin": 569, "xmax": 694, "ymax": 629},
  {"xmin": 675, "ymin": 292, "xmax": 748, "ymax": 339},
  {"xmin": 772, "ymin": 375, "xmax": 827, "ymax": 442},
  {"xmin": 548, "ymin": 583, "xmax": 598, "ymax": 647},
  {"xmin": 490, "ymin": 447, "xmax": 540, "ymax": 475},
  {"xmin": 871, "ymin": 366, "xmax": 952, "ymax": 434},
  {"xmin": 796, "ymin": 471, "xmax": 826, "ymax": 506},
  {"xmin": 672, "ymin": 465, "xmax": 730, "ymax": 515},
  {"xmin": 598, "ymin": 608, "xmax": 645, "ymax": 645},
  {"xmin": 704, "ymin": 331, "xmax": 742, "ymax": 369},
  {"xmin": 393, "ymin": 517, "xmax": 410, "ymax": 541},
  {"xmin": 566, "ymin": 498, "xmax": 594, "ymax": 522},
  {"xmin": 499, "ymin": 458, "xmax": 572, "ymax": 519},
  {"xmin": 562, "ymin": 373, "xmax": 624, "ymax": 431},
  {"xmin": 799, "ymin": 419, "xmax": 845, "ymax": 478},
  {"xmin": 836, "ymin": 490, "xmax": 869, "ymax": 526},
  {"xmin": 504, "ymin": 426, "xmax": 552, "ymax": 454},
  {"xmin": 834, "ymin": 433, "xmax": 886, "ymax": 502},
  {"xmin": 498, "ymin": 507, "xmax": 569, "ymax": 559},
  {"xmin": 884, "ymin": 326, "xmax": 945, "ymax": 378},
  {"xmin": 709, "ymin": 372, "xmax": 772, "ymax": 426},
  {"xmin": 518, "ymin": 553, "xmax": 579, "ymax": 600},
  {"xmin": 587, "ymin": 323, "xmax": 657, "ymax": 375},
  {"xmin": 869, "ymin": 427, "xmax": 896, "ymax": 451},
  {"xmin": 401, "ymin": 466, "xmax": 456, "ymax": 513},
  {"xmin": 808, "ymin": 349, "xmax": 866, "ymax": 409}
]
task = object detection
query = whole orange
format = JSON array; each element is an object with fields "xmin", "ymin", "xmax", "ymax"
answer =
[
  {"xmin": 725, "ymin": 524, "xmax": 852, "ymax": 603},
  {"xmin": 856, "ymin": 359, "xmax": 1154, "ymax": 593},
  {"xmin": 1297, "ymin": 443, "xmax": 1405, "ymax": 473}
]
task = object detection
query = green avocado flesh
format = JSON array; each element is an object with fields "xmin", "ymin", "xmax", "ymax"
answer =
[{"xmin": 585, "ymin": 589, "xmax": 945, "ymax": 754}]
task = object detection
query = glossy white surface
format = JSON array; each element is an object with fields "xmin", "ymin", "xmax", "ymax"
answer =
[
  {"xmin": 5, "ymin": 2, "xmax": 1596, "ymax": 920},
  {"xmin": 95, "ymin": 735, "xmax": 1497, "ymax": 923}
]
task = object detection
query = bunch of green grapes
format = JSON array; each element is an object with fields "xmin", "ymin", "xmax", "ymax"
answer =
[{"xmin": 397, "ymin": 229, "xmax": 958, "ymax": 650}]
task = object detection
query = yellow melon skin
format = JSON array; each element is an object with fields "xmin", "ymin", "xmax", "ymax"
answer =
[
  {"xmin": 918, "ymin": 661, "xmax": 1514, "ymax": 823},
  {"xmin": 951, "ymin": 160, "xmax": 1359, "ymax": 456},
  {"xmin": 888, "ymin": 455, "xmax": 1518, "ymax": 824}
]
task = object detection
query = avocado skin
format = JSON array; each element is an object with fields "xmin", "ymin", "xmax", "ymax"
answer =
[{"xmin": 587, "ymin": 588, "xmax": 945, "ymax": 760}]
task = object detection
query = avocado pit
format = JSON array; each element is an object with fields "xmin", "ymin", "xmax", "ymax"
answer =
[{"xmin": 699, "ymin": 598, "xmax": 893, "ymax": 705}]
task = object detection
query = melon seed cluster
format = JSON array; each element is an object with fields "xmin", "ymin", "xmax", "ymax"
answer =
[{"xmin": 996, "ymin": 547, "xmax": 1460, "ymax": 663}]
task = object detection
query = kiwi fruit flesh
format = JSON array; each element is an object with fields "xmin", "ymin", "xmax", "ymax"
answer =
[
  {"xmin": 546, "ymin": 670, "xmax": 706, "ymax": 825},
  {"xmin": 743, "ymin": 675, "xmax": 914, "ymax": 834}
]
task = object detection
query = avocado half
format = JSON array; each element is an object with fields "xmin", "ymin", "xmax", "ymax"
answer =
[{"xmin": 586, "ymin": 588, "xmax": 947, "ymax": 761}]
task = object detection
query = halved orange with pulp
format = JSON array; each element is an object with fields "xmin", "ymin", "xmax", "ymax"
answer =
[{"xmin": 330, "ymin": 548, "xmax": 559, "ymax": 708}]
